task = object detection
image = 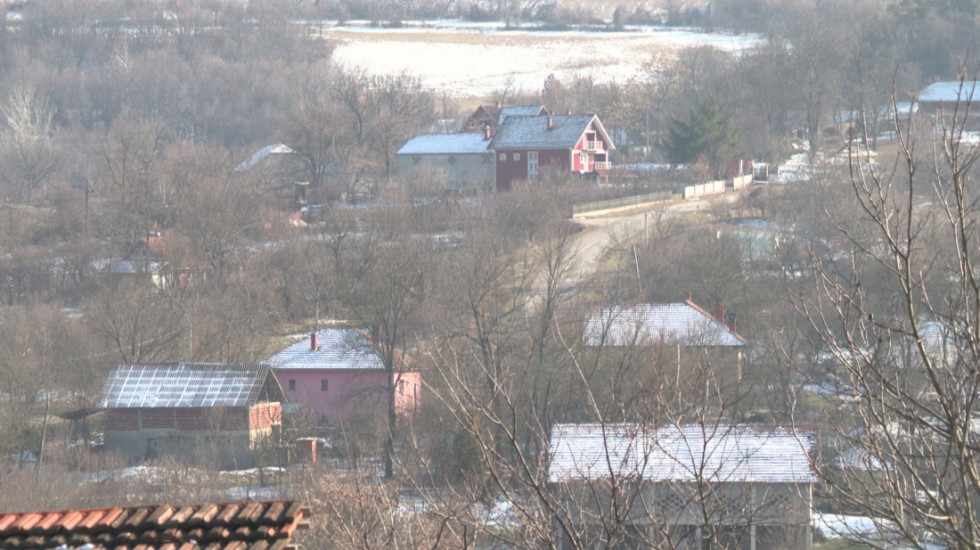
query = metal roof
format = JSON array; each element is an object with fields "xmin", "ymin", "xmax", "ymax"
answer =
[
  {"xmin": 266, "ymin": 329, "xmax": 385, "ymax": 371},
  {"xmin": 489, "ymin": 114, "xmax": 615, "ymax": 151},
  {"xmin": 396, "ymin": 133, "xmax": 492, "ymax": 155},
  {"xmin": 235, "ymin": 143, "xmax": 296, "ymax": 171},
  {"xmin": 583, "ymin": 303, "xmax": 745, "ymax": 347},
  {"xmin": 917, "ymin": 81, "xmax": 979, "ymax": 104},
  {"xmin": 98, "ymin": 363, "xmax": 280, "ymax": 409},
  {"xmin": 548, "ymin": 423, "xmax": 819, "ymax": 484}
]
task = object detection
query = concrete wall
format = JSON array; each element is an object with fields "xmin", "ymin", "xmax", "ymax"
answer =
[
  {"xmin": 276, "ymin": 369, "xmax": 421, "ymax": 424},
  {"xmin": 397, "ymin": 152, "xmax": 494, "ymax": 192}
]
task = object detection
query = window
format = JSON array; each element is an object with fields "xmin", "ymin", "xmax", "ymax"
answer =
[
  {"xmin": 580, "ymin": 152, "xmax": 588, "ymax": 166},
  {"xmin": 499, "ymin": 153, "xmax": 506, "ymax": 161},
  {"xmin": 399, "ymin": 381, "xmax": 405, "ymax": 395},
  {"xmin": 513, "ymin": 153, "xmax": 521, "ymax": 161},
  {"xmin": 321, "ymin": 379, "xmax": 329, "ymax": 391},
  {"xmin": 527, "ymin": 151, "xmax": 539, "ymax": 182},
  {"xmin": 288, "ymin": 379, "xmax": 296, "ymax": 391}
]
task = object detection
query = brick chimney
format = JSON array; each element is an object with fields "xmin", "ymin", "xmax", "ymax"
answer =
[
  {"xmin": 310, "ymin": 332, "xmax": 318, "ymax": 351},
  {"xmin": 547, "ymin": 116, "xmax": 553, "ymax": 130},
  {"xmin": 726, "ymin": 312, "xmax": 737, "ymax": 333},
  {"xmin": 496, "ymin": 100, "xmax": 502, "ymax": 109},
  {"xmin": 684, "ymin": 291, "xmax": 693, "ymax": 303},
  {"xmin": 714, "ymin": 303, "xmax": 725, "ymax": 323},
  {"xmin": 371, "ymin": 324, "xmax": 381, "ymax": 343},
  {"xmin": 484, "ymin": 124, "xmax": 491, "ymax": 140}
]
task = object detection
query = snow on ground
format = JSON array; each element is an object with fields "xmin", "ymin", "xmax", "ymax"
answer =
[
  {"xmin": 813, "ymin": 512, "xmax": 881, "ymax": 540},
  {"xmin": 321, "ymin": 20, "xmax": 762, "ymax": 97}
]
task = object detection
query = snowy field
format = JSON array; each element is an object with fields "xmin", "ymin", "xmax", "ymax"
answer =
[{"xmin": 319, "ymin": 20, "xmax": 763, "ymax": 98}]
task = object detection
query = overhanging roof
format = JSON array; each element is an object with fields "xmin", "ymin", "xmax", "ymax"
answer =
[
  {"xmin": 549, "ymin": 423, "xmax": 819, "ymax": 484},
  {"xmin": 98, "ymin": 363, "xmax": 284, "ymax": 409}
]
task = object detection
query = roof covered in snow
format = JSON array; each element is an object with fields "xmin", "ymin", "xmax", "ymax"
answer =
[
  {"xmin": 266, "ymin": 328, "xmax": 385, "ymax": 371},
  {"xmin": 235, "ymin": 143, "xmax": 296, "ymax": 172},
  {"xmin": 99, "ymin": 363, "xmax": 283, "ymax": 409},
  {"xmin": 397, "ymin": 133, "xmax": 492, "ymax": 155},
  {"xmin": 917, "ymin": 81, "xmax": 980, "ymax": 104},
  {"xmin": 498, "ymin": 105, "xmax": 548, "ymax": 124},
  {"xmin": 583, "ymin": 302, "xmax": 745, "ymax": 347},
  {"xmin": 489, "ymin": 114, "xmax": 615, "ymax": 151},
  {"xmin": 548, "ymin": 423, "xmax": 820, "ymax": 484}
]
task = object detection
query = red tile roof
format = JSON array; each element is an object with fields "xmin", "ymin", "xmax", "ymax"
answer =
[{"xmin": 0, "ymin": 500, "xmax": 309, "ymax": 550}]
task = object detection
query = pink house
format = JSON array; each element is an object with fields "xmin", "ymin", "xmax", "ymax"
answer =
[{"xmin": 266, "ymin": 328, "xmax": 421, "ymax": 424}]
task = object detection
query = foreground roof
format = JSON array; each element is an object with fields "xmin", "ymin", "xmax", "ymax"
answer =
[
  {"xmin": 266, "ymin": 328, "xmax": 385, "ymax": 371},
  {"xmin": 0, "ymin": 500, "xmax": 309, "ymax": 550},
  {"xmin": 917, "ymin": 80, "xmax": 980, "ymax": 104},
  {"xmin": 98, "ymin": 363, "xmax": 284, "ymax": 409},
  {"xmin": 583, "ymin": 302, "xmax": 745, "ymax": 347},
  {"xmin": 549, "ymin": 423, "xmax": 819, "ymax": 484},
  {"xmin": 396, "ymin": 133, "xmax": 491, "ymax": 155},
  {"xmin": 489, "ymin": 114, "xmax": 614, "ymax": 151}
]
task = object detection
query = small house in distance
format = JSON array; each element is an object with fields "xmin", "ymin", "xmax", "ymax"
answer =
[
  {"xmin": 489, "ymin": 114, "xmax": 615, "ymax": 190},
  {"xmin": 396, "ymin": 131, "xmax": 495, "ymax": 192},
  {"xmin": 98, "ymin": 363, "xmax": 285, "ymax": 469},
  {"xmin": 549, "ymin": 423, "xmax": 820, "ymax": 550},
  {"xmin": 266, "ymin": 328, "xmax": 421, "ymax": 425}
]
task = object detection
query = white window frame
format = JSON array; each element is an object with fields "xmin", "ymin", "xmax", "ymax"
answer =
[
  {"xmin": 514, "ymin": 153, "xmax": 521, "ymax": 161},
  {"xmin": 528, "ymin": 151, "xmax": 539, "ymax": 182},
  {"xmin": 499, "ymin": 153, "xmax": 506, "ymax": 161}
]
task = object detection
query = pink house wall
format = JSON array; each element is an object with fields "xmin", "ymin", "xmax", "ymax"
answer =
[{"xmin": 275, "ymin": 369, "xmax": 421, "ymax": 424}]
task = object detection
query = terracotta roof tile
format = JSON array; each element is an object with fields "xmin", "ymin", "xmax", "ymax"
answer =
[{"xmin": 0, "ymin": 501, "xmax": 308, "ymax": 550}]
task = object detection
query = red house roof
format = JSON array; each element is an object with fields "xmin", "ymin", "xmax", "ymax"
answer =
[{"xmin": 0, "ymin": 500, "xmax": 309, "ymax": 550}]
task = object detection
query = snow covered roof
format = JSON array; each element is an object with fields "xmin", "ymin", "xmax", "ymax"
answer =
[
  {"xmin": 397, "ymin": 133, "xmax": 492, "ymax": 155},
  {"xmin": 99, "ymin": 363, "xmax": 282, "ymax": 409},
  {"xmin": 489, "ymin": 114, "xmax": 615, "ymax": 151},
  {"xmin": 548, "ymin": 423, "xmax": 819, "ymax": 484},
  {"xmin": 497, "ymin": 105, "xmax": 547, "ymax": 124},
  {"xmin": 583, "ymin": 302, "xmax": 745, "ymax": 347},
  {"xmin": 917, "ymin": 81, "xmax": 980, "ymax": 104},
  {"xmin": 235, "ymin": 143, "xmax": 296, "ymax": 172},
  {"xmin": 266, "ymin": 328, "xmax": 385, "ymax": 371}
]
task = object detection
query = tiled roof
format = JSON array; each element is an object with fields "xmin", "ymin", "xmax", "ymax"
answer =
[
  {"xmin": 917, "ymin": 81, "xmax": 979, "ymax": 104},
  {"xmin": 0, "ymin": 500, "xmax": 309, "ymax": 550},
  {"xmin": 235, "ymin": 144, "xmax": 296, "ymax": 172},
  {"xmin": 98, "ymin": 363, "xmax": 283, "ymax": 409},
  {"xmin": 583, "ymin": 302, "xmax": 745, "ymax": 347},
  {"xmin": 266, "ymin": 329, "xmax": 384, "ymax": 371},
  {"xmin": 396, "ymin": 133, "xmax": 492, "ymax": 155},
  {"xmin": 489, "ymin": 114, "xmax": 614, "ymax": 151},
  {"xmin": 548, "ymin": 423, "xmax": 819, "ymax": 484}
]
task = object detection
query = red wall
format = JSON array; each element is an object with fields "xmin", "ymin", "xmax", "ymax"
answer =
[{"xmin": 496, "ymin": 149, "xmax": 570, "ymax": 190}]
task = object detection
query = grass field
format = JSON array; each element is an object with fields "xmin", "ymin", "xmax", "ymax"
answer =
[{"xmin": 321, "ymin": 20, "xmax": 761, "ymax": 99}]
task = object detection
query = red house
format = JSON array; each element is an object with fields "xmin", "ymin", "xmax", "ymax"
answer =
[{"xmin": 489, "ymin": 114, "xmax": 615, "ymax": 190}]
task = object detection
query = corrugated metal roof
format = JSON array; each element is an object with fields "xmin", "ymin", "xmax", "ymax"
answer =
[
  {"xmin": 489, "ymin": 114, "xmax": 614, "ymax": 151},
  {"xmin": 917, "ymin": 81, "xmax": 979, "ymax": 104},
  {"xmin": 98, "ymin": 363, "xmax": 276, "ymax": 409},
  {"xmin": 548, "ymin": 423, "xmax": 819, "ymax": 484},
  {"xmin": 0, "ymin": 500, "xmax": 309, "ymax": 550},
  {"xmin": 266, "ymin": 329, "xmax": 384, "ymax": 371},
  {"xmin": 583, "ymin": 303, "xmax": 745, "ymax": 347},
  {"xmin": 396, "ymin": 133, "xmax": 492, "ymax": 155},
  {"xmin": 235, "ymin": 143, "xmax": 296, "ymax": 171}
]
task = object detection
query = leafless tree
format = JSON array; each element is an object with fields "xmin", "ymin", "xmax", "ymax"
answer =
[{"xmin": 800, "ymin": 76, "xmax": 980, "ymax": 548}]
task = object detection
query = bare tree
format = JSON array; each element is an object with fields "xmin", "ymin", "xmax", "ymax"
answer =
[{"xmin": 801, "ymin": 77, "xmax": 980, "ymax": 548}]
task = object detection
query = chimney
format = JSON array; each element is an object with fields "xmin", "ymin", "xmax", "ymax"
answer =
[
  {"xmin": 310, "ymin": 332, "xmax": 318, "ymax": 351},
  {"xmin": 726, "ymin": 312, "xmax": 737, "ymax": 333},
  {"xmin": 371, "ymin": 324, "xmax": 381, "ymax": 343},
  {"xmin": 714, "ymin": 303, "xmax": 725, "ymax": 323},
  {"xmin": 566, "ymin": 109, "xmax": 572, "ymax": 115},
  {"xmin": 547, "ymin": 116, "xmax": 553, "ymax": 130},
  {"xmin": 684, "ymin": 291, "xmax": 693, "ymax": 303},
  {"xmin": 496, "ymin": 100, "xmax": 502, "ymax": 109},
  {"xmin": 484, "ymin": 124, "xmax": 491, "ymax": 140}
]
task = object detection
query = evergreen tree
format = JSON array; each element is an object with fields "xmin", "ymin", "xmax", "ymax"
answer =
[{"xmin": 665, "ymin": 96, "xmax": 740, "ymax": 178}]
